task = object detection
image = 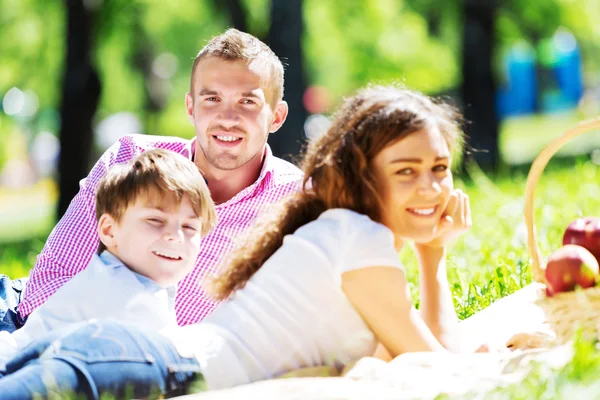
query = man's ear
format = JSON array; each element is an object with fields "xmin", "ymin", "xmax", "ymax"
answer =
[
  {"xmin": 98, "ymin": 214, "xmax": 118, "ymax": 250},
  {"xmin": 185, "ymin": 92, "xmax": 195, "ymax": 125},
  {"xmin": 269, "ymin": 100, "xmax": 289, "ymax": 133}
]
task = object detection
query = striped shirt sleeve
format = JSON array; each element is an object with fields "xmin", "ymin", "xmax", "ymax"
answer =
[{"xmin": 18, "ymin": 137, "xmax": 138, "ymax": 317}]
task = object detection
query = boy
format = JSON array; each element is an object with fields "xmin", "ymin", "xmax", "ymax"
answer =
[{"xmin": 0, "ymin": 149, "xmax": 217, "ymax": 364}]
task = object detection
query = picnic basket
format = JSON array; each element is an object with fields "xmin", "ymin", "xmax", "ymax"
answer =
[{"xmin": 524, "ymin": 116, "xmax": 600, "ymax": 345}]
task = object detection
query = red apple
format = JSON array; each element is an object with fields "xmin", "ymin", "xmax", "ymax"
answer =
[
  {"xmin": 563, "ymin": 217, "xmax": 600, "ymax": 264},
  {"xmin": 544, "ymin": 244, "xmax": 599, "ymax": 296}
]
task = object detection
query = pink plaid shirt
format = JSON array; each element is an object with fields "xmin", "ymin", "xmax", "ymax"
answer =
[{"xmin": 19, "ymin": 134, "xmax": 303, "ymax": 325}]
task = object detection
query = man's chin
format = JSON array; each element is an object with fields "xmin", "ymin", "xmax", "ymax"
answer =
[{"xmin": 208, "ymin": 155, "xmax": 246, "ymax": 171}]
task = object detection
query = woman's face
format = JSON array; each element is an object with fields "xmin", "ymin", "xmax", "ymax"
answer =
[{"xmin": 372, "ymin": 127, "xmax": 454, "ymax": 249}]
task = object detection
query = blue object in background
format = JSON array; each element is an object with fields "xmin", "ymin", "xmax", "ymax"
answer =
[
  {"xmin": 553, "ymin": 29, "xmax": 583, "ymax": 108},
  {"xmin": 496, "ymin": 41, "xmax": 537, "ymax": 119},
  {"xmin": 496, "ymin": 29, "xmax": 583, "ymax": 119}
]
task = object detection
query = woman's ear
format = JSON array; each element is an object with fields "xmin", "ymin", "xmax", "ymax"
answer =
[{"xmin": 98, "ymin": 214, "xmax": 118, "ymax": 250}]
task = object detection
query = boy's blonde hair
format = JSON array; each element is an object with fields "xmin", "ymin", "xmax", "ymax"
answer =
[{"xmin": 95, "ymin": 149, "xmax": 217, "ymax": 254}]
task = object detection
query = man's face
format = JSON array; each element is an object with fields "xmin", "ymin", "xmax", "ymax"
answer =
[{"xmin": 185, "ymin": 57, "xmax": 287, "ymax": 173}]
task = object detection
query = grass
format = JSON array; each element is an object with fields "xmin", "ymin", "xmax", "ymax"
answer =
[{"xmin": 1, "ymin": 152, "xmax": 599, "ymax": 398}]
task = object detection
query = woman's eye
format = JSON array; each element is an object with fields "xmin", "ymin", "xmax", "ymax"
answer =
[
  {"xmin": 241, "ymin": 99, "xmax": 255, "ymax": 105},
  {"xmin": 433, "ymin": 164, "xmax": 448, "ymax": 172},
  {"xmin": 147, "ymin": 218, "xmax": 163, "ymax": 224},
  {"xmin": 395, "ymin": 168, "xmax": 414, "ymax": 176}
]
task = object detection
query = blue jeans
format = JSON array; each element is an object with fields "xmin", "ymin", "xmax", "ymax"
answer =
[
  {"xmin": 0, "ymin": 320, "xmax": 204, "ymax": 399},
  {"xmin": 0, "ymin": 275, "xmax": 28, "ymax": 333}
]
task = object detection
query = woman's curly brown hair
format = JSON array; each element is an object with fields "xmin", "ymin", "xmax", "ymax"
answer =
[{"xmin": 206, "ymin": 85, "xmax": 464, "ymax": 301}]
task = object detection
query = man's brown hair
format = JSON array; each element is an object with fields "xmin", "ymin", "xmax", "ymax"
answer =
[
  {"xmin": 190, "ymin": 28, "xmax": 284, "ymax": 106},
  {"xmin": 95, "ymin": 149, "xmax": 217, "ymax": 253}
]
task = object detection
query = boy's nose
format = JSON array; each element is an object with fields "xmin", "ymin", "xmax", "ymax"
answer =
[{"xmin": 164, "ymin": 225, "xmax": 184, "ymax": 242}]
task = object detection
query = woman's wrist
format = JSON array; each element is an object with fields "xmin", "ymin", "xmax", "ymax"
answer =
[
  {"xmin": 414, "ymin": 244, "xmax": 445, "ymax": 261},
  {"xmin": 414, "ymin": 244, "xmax": 446, "ymax": 278}
]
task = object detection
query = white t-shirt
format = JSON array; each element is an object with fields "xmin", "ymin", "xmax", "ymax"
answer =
[
  {"xmin": 0, "ymin": 252, "xmax": 176, "ymax": 365},
  {"xmin": 162, "ymin": 208, "xmax": 404, "ymax": 390}
]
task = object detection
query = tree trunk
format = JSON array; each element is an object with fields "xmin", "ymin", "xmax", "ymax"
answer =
[
  {"xmin": 461, "ymin": 0, "xmax": 499, "ymax": 171},
  {"xmin": 57, "ymin": 0, "xmax": 101, "ymax": 218},
  {"xmin": 213, "ymin": 0, "xmax": 249, "ymax": 33},
  {"xmin": 266, "ymin": 0, "xmax": 307, "ymax": 162}
]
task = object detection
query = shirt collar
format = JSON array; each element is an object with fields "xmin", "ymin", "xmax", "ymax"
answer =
[{"xmin": 98, "ymin": 250, "xmax": 176, "ymax": 295}]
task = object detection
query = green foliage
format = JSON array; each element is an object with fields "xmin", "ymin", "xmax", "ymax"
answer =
[
  {"xmin": 2, "ymin": 0, "xmax": 598, "ymax": 147},
  {"xmin": 303, "ymin": 0, "xmax": 461, "ymax": 99}
]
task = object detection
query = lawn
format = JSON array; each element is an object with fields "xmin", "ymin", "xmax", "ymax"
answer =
[{"xmin": 0, "ymin": 124, "xmax": 599, "ymax": 397}]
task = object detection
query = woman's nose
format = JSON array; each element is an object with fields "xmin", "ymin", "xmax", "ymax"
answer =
[{"xmin": 417, "ymin": 173, "xmax": 442, "ymax": 196}]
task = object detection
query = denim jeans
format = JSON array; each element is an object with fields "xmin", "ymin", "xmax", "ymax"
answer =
[
  {"xmin": 0, "ymin": 320, "xmax": 204, "ymax": 399},
  {"xmin": 0, "ymin": 275, "xmax": 28, "ymax": 333}
]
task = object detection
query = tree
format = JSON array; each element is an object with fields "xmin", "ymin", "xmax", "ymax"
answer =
[
  {"xmin": 461, "ymin": 0, "xmax": 499, "ymax": 171},
  {"xmin": 57, "ymin": 0, "xmax": 101, "ymax": 218},
  {"xmin": 266, "ymin": 0, "xmax": 307, "ymax": 161}
]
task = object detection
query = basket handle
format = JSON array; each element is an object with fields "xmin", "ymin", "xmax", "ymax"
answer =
[{"xmin": 524, "ymin": 116, "xmax": 600, "ymax": 284}]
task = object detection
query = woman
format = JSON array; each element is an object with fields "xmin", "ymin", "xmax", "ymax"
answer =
[{"xmin": 0, "ymin": 85, "xmax": 481, "ymax": 399}]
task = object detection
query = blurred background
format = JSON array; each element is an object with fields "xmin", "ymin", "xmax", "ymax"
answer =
[{"xmin": 1, "ymin": 0, "xmax": 600, "ymax": 247}]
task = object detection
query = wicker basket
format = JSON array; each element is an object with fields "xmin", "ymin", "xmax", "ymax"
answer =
[{"xmin": 524, "ymin": 116, "xmax": 600, "ymax": 345}]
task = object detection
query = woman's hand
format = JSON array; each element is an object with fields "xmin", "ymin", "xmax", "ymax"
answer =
[{"xmin": 418, "ymin": 189, "xmax": 472, "ymax": 250}]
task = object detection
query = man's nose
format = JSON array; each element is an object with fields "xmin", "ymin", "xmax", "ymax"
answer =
[{"xmin": 217, "ymin": 103, "xmax": 241, "ymax": 128}]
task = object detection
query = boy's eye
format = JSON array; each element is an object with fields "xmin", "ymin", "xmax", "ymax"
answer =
[{"xmin": 183, "ymin": 225, "xmax": 198, "ymax": 232}]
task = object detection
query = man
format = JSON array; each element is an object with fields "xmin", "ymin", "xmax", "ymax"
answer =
[{"xmin": 0, "ymin": 28, "xmax": 303, "ymax": 332}]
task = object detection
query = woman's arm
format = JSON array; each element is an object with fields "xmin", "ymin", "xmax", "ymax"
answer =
[
  {"xmin": 415, "ymin": 189, "xmax": 472, "ymax": 350},
  {"xmin": 414, "ymin": 245, "xmax": 459, "ymax": 350},
  {"xmin": 342, "ymin": 266, "xmax": 448, "ymax": 357}
]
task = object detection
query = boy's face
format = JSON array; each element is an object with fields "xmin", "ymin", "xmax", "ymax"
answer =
[{"xmin": 99, "ymin": 193, "xmax": 202, "ymax": 287}]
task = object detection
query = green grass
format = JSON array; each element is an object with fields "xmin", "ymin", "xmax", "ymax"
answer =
[
  {"xmin": 0, "ymin": 179, "xmax": 56, "ymax": 243},
  {"xmin": 439, "ymin": 333, "xmax": 600, "ymax": 399},
  {"xmin": 500, "ymin": 111, "xmax": 600, "ymax": 165},
  {"xmin": 0, "ymin": 155, "xmax": 599, "ymax": 398}
]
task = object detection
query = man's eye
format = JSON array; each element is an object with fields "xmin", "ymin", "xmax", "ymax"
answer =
[
  {"xmin": 205, "ymin": 97, "xmax": 219, "ymax": 102},
  {"xmin": 433, "ymin": 165, "xmax": 448, "ymax": 172},
  {"xmin": 241, "ymin": 99, "xmax": 255, "ymax": 105}
]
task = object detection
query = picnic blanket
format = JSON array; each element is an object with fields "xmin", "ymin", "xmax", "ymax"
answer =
[
  {"xmin": 179, "ymin": 283, "xmax": 572, "ymax": 399},
  {"xmin": 183, "ymin": 346, "xmax": 572, "ymax": 399}
]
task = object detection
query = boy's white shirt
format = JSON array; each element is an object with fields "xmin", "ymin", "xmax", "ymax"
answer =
[{"xmin": 0, "ymin": 251, "xmax": 177, "ymax": 364}]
